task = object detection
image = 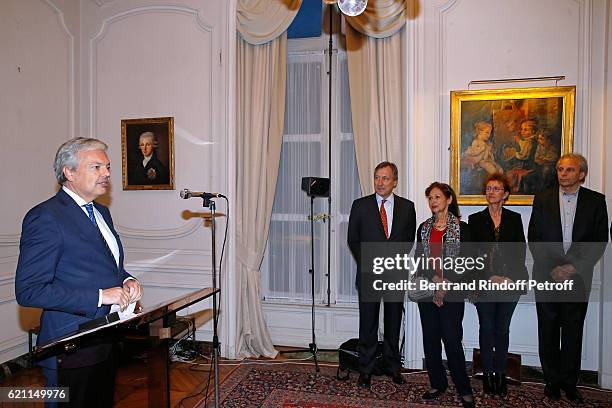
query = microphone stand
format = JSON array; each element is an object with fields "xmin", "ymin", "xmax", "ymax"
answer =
[{"xmin": 202, "ymin": 197, "xmax": 220, "ymax": 408}]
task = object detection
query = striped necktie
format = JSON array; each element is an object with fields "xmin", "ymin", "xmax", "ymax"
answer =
[
  {"xmin": 380, "ymin": 199, "xmax": 389, "ymax": 239},
  {"xmin": 84, "ymin": 203, "xmax": 98, "ymax": 227}
]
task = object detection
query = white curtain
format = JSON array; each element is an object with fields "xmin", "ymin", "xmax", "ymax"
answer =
[
  {"xmin": 261, "ymin": 54, "xmax": 361, "ymax": 304},
  {"xmin": 235, "ymin": 0, "xmax": 301, "ymax": 358},
  {"xmin": 345, "ymin": 0, "xmax": 407, "ymax": 195}
]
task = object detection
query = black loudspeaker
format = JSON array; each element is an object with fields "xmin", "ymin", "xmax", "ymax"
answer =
[{"xmin": 301, "ymin": 177, "xmax": 330, "ymax": 197}]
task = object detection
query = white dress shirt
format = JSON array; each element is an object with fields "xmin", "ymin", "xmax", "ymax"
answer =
[
  {"xmin": 62, "ymin": 186, "xmax": 132, "ymax": 307},
  {"xmin": 559, "ymin": 188, "xmax": 579, "ymax": 253}
]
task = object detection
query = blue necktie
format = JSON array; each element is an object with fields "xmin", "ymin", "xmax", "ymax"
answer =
[
  {"xmin": 84, "ymin": 203, "xmax": 116, "ymax": 269},
  {"xmin": 84, "ymin": 203, "xmax": 98, "ymax": 227}
]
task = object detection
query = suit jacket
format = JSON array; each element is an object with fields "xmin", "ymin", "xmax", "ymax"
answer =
[
  {"xmin": 347, "ymin": 194, "xmax": 416, "ymax": 288},
  {"xmin": 16, "ymin": 189, "xmax": 132, "ymax": 369},
  {"xmin": 130, "ymin": 152, "xmax": 168, "ymax": 185},
  {"xmin": 528, "ymin": 186, "xmax": 608, "ymax": 298}
]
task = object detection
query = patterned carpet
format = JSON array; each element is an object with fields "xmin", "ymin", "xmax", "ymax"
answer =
[{"xmin": 206, "ymin": 363, "xmax": 612, "ymax": 407}]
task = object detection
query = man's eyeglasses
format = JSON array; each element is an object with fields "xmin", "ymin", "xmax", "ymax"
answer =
[{"xmin": 485, "ymin": 186, "xmax": 504, "ymax": 192}]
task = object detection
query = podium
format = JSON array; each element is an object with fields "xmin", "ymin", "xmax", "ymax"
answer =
[{"xmin": 34, "ymin": 287, "xmax": 220, "ymax": 408}]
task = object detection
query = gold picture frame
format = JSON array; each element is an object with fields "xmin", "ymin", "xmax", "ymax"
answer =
[
  {"xmin": 450, "ymin": 86, "xmax": 575, "ymax": 205},
  {"xmin": 121, "ymin": 117, "xmax": 175, "ymax": 190}
]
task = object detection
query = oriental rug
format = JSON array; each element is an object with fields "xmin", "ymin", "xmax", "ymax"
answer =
[{"xmin": 201, "ymin": 363, "xmax": 611, "ymax": 407}]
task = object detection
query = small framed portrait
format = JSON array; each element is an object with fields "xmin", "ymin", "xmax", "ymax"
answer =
[
  {"xmin": 121, "ymin": 117, "xmax": 175, "ymax": 190},
  {"xmin": 450, "ymin": 86, "xmax": 575, "ymax": 205}
]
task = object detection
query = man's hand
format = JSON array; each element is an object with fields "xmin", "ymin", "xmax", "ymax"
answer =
[
  {"xmin": 101, "ymin": 287, "xmax": 131, "ymax": 310},
  {"xmin": 490, "ymin": 275, "xmax": 514, "ymax": 284},
  {"xmin": 551, "ymin": 264, "xmax": 576, "ymax": 282},
  {"xmin": 433, "ymin": 290, "xmax": 445, "ymax": 307},
  {"xmin": 123, "ymin": 279, "xmax": 143, "ymax": 303}
]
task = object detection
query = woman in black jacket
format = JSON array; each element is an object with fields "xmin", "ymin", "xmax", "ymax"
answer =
[
  {"xmin": 468, "ymin": 173, "xmax": 528, "ymax": 397},
  {"xmin": 417, "ymin": 182, "xmax": 474, "ymax": 408}
]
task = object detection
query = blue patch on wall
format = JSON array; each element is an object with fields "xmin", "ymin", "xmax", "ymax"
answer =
[{"xmin": 288, "ymin": 0, "xmax": 322, "ymax": 39}]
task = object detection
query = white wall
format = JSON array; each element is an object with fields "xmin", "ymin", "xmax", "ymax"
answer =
[
  {"xmin": 0, "ymin": 0, "xmax": 79, "ymax": 364},
  {"xmin": 79, "ymin": 0, "xmax": 231, "ymax": 346},
  {"xmin": 0, "ymin": 0, "xmax": 234, "ymax": 363}
]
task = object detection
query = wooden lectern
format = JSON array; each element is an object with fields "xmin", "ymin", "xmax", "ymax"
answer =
[{"xmin": 34, "ymin": 287, "xmax": 220, "ymax": 408}]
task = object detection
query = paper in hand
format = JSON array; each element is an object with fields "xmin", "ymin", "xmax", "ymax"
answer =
[{"xmin": 110, "ymin": 301, "xmax": 137, "ymax": 321}]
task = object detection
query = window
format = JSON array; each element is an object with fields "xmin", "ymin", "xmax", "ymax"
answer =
[{"xmin": 261, "ymin": 44, "xmax": 361, "ymax": 304}]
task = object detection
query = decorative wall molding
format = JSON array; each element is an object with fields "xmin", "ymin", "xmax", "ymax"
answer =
[
  {"xmin": 0, "ymin": 256, "xmax": 18, "ymax": 266},
  {"xmin": 263, "ymin": 302, "xmax": 359, "ymax": 349},
  {"xmin": 116, "ymin": 219, "xmax": 205, "ymax": 240},
  {"xmin": 0, "ymin": 271, "xmax": 15, "ymax": 285},
  {"xmin": 139, "ymin": 280, "xmax": 209, "ymax": 290},
  {"xmin": 89, "ymin": 4, "xmax": 214, "ymax": 139},
  {"xmin": 44, "ymin": 0, "xmax": 75, "ymax": 141},
  {"xmin": 0, "ymin": 235, "xmax": 20, "ymax": 246},
  {"xmin": 90, "ymin": 0, "xmax": 116, "ymax": 7},
  {"xmin": 126, "ymin": 263, "xmax": 212, "ymax": 274},
  {"xmin": 0, "ymin": 334, "xmax": 28, "ymax": 357}
]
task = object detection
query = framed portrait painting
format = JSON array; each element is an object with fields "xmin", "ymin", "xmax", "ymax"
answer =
[
  {"xmin": 450, "ymin": 86, "xmax": 575, "ymax": 205},
  {"xmin": 121, "ymin": 117, "xmax": 175, "ymax": 190}
]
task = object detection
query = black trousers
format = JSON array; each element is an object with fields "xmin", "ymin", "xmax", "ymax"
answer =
[
  {"xmin": 358, "ymin": 299, "xmax": 403, "ymax": 375},
  {"xmin": 536, "ymin": 301, "xmax": 588, "ymax": 388},
  {"xmin": 475, "ymin": 301, "xmax": 518, "ymax": 373},
  {"xmin": 43, "ymin": 354, "xmax": 117, "ymax": 408},
  {"xmin": 418, "ymin": 301, "xmax": 472, "ymax": 397}
]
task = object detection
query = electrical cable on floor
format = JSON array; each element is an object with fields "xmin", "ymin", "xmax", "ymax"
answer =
[{"xmin": 178, "ymin": 349, "xmax": 214, "ymax": 408}]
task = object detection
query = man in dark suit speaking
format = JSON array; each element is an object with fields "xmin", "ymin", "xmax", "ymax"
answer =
[
  {"xmin": 348, "ymin": 161, "xmax": 416, "ymax": 388},
  {"xmin": 528, "ymin": 153, "xmax": 608, "ymax": 403},
  {"xmin": 16, "ymin": 137, "xmax": 143, "ymax": 407}
]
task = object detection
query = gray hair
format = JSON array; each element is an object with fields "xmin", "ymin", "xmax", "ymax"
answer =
[
  {"xmin": 54, "ymin": 137, "xmax": 108, "ymax": 184},
  {"xmin": 557, "ymin": 153, "xmax": 588, "ymax": 182},
  {"xmin": 139, "ymin": 131, "xmax": 157, "ymax": 146}
]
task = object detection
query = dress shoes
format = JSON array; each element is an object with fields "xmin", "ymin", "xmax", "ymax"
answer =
[
  {"xmin": 563, "ymin": 386, "xmax": 584, "ymax": 404},
  {"xmin": 388, "ymin": 371, "xmax": 405, "ymax": 384},
  {"xmin": 482, "ymin": 372, "xmax": 495, "ymax": 395},
  {"xmin": 544, "ymin": 383, "xmax": 561, "ymax": 400},
  {"xmin": 421, "ymin": 388, "xmax": 446, "ymax": 400},
  {"xmin": 494, "ymin": 372, "xmax": 508, "ymax": 397},
  {"xmin": 460, "ymin": 395, "xmax": 475, "ymax": 408},
  {"xmin": 357, "ymin": 373, "xmax": 371, "ymax": 388}
]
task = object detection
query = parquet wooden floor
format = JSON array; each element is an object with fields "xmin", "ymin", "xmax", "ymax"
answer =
[{"xmin": 0, "ymin": 346, "xmax": 292, "ymax": 408}]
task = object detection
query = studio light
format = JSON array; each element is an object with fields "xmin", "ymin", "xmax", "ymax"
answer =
[{"xmin": 326, "ymin": 0, "xmax": 368, "ymax": 17}]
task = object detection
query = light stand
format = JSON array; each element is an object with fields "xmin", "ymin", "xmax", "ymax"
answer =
[
  {"xmin": 280, "ymin": 190, "xmax": 323, "ymax": 373},
  {"xmin": 325, "ymin": 0, "xmax": 333, "ymax": 307},
  {"xmin": 202, "ymin": 197, "xmax": 220, "ymax": 407},
  {"xmin": 307, "ymin": 194, "xmax": 320, "ymax": 372}
]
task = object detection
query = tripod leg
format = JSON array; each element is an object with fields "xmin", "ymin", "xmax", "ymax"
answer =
[{"xmin": 310, "ymin": 341, "xmax": 319, "ymax": 372}]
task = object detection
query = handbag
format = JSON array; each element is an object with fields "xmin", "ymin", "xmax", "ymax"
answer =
[{"xmin": 407, "ymin": 273, "xmax": 434, "ymax": 302}]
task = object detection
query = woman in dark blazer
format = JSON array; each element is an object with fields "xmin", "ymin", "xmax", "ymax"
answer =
[
  {"xmin": 468, "ymin": 173, "xmax": 528, "ymax": 397},
  {"xmin": 416, "ymin": 182, "xmax": 474, "ymax": 408}
]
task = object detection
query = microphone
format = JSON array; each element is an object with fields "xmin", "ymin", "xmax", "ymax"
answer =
[{"xmin": 180, "ymin": 189, "xmax": 225, "ymax": 199}]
